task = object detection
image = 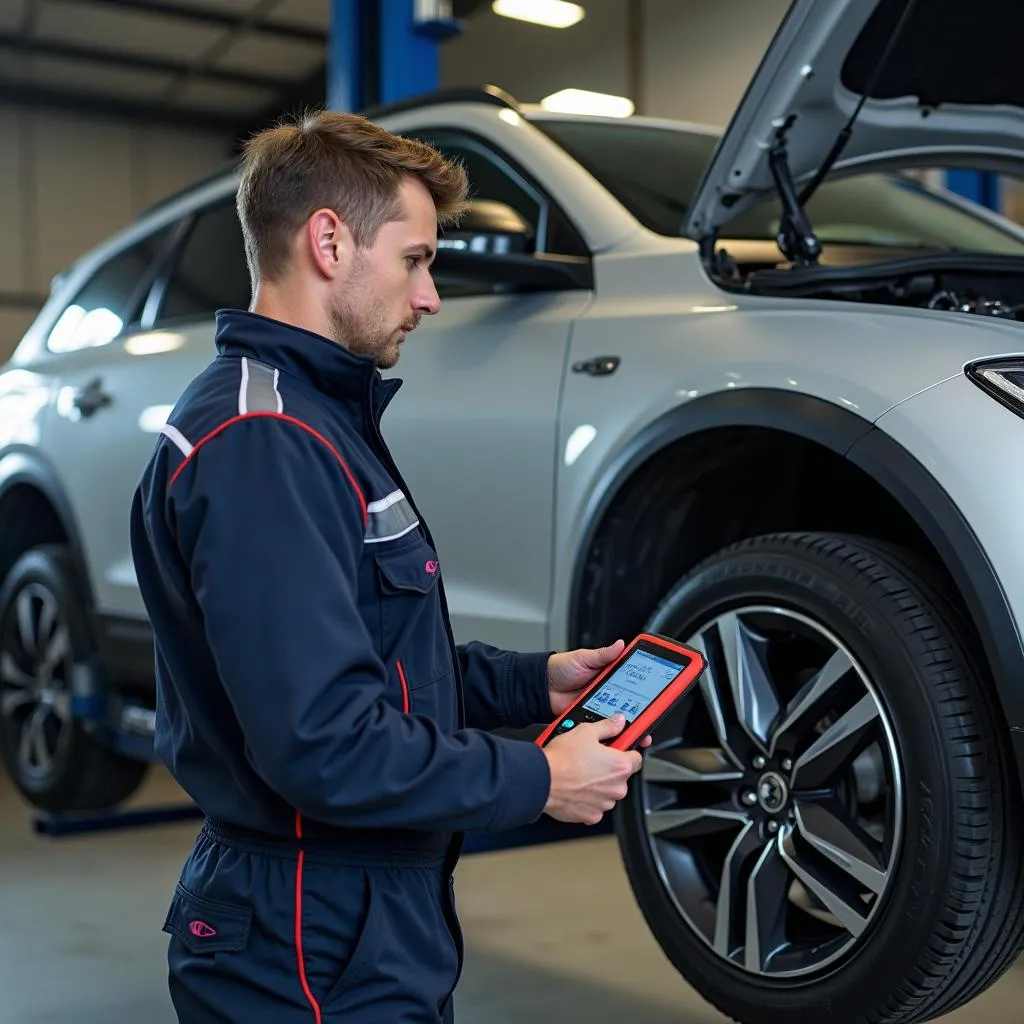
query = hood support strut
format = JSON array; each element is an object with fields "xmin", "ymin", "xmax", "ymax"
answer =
[
  {"xmin": 737, "ymin": 0, "xmax": 922, "ymax": 271},
  {"xmin": 769, "ymin": 115, "xmax": 822, "ymax": 267}
]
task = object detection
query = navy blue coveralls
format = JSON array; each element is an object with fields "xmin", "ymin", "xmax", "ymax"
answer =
[{"xmin": 129, "ymin": 309, "xmax": 555, "ymax": 1022}]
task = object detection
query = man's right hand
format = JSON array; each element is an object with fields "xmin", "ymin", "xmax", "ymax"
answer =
[{"xmin": 541, "ymin": 714, "xmax": 643, "ymax": 825}]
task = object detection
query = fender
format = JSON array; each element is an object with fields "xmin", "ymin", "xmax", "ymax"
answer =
[
  {"xmin": 0, "ymin": 449, "xmax": 95, "ymax": 607},
  {"xmin": 568, "ymin": 387, "xmax": 1024, "ymax": 780}
]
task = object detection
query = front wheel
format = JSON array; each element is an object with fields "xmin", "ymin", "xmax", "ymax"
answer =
[{"xmin": 616, "ymin": 532, "xmax": 1024, "ymax": 1024}]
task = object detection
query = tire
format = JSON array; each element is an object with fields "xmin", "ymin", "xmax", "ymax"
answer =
[
  {"xmin": 0, "ymin": 544, "xmax": 149, "ymax": 812},
  {"xmin": 615, "ymin": 531, "xmax": 1024, "ymax": 1024}
]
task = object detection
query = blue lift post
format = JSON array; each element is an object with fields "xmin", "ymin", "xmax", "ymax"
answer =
[
  {"xmin": 329, "ymin": 0, "xmax": 462, "ymax": 112},
  {"xmin": 945, "ymin": 170, "xmax": 1002, "ymax": 212},
  {"xmin": 33, "ymin": 0, "xmax": 611, "ymax": 854}
]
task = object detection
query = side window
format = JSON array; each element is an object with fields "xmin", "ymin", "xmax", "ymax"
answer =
[
  {"xmin": 46, "ymin": 226, "xmax": 173, "ymax": 353},
  {"xmin": 411, "ymin": 131, "xmax": 588, "ymax": 298},
  {"xmin": 158, "ymin": 200, "xmax": 252, "ymax": 323}
]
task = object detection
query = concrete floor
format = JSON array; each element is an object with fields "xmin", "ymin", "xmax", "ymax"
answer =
[{"xmin": 0, "ymin": 767, "xmax": 1020, "ymax": 1024}]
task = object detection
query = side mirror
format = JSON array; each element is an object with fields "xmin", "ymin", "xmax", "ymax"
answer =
[
  {"xmin": 434, "ymin": 199, "xmax": 592, "ymax": 291},
  {"xmin": 439, "ymin": 199, "xmax": 535, "ymax": 256}
]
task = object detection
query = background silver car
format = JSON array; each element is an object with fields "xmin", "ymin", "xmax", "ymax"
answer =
[{"xmin": 5, "ymin": 3, "xmax": 1024, "ymax": 1022}]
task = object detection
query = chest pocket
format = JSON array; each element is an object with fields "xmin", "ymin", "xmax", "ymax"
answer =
[{"xmin": 372, "ymin": 532, "xmax": 455, "ymax": 727}]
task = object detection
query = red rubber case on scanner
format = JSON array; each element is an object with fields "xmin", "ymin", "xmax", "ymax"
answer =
[{"xmin": 534, "ymin": 633, "xmax": 706, "ymax": 751}]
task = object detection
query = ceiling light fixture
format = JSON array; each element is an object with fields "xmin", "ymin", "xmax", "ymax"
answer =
[
  {"xmin": 540, "ymin": 88, "xmax": 634, "ymax": 117},
  {"xmin": 491, "ymin": 0, "xmax": 585, "ymax": 29}
]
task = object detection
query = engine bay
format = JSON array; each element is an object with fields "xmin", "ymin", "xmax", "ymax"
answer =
[{"xmin": 709, "ymin": 245, "xmax": 1024, "ymax": 323}]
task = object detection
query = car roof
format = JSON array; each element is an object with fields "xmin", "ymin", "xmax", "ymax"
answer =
[{"xmin": 132, "ymin": 86, "xmax": 722, "ymax": 226}]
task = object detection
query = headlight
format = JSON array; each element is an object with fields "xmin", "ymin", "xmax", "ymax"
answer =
[{"xmin": 967, "ymin": 359, "xmax": 1024, "ymax": 418}]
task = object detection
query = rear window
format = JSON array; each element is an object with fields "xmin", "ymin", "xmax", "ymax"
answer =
[
  {"xmin": 46, "ymin": 227, "xmax": 174, "ymax": 353},
  {"xmin": 158, "ymin": 201, "xmax": 252, "ymax": 323}
]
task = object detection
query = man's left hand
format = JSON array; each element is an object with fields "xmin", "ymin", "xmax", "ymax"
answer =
[{"xmin": 547, "ymin": 640, "xmax": 653, "ymax": 749}]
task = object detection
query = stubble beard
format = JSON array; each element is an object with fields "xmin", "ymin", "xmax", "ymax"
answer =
[{"xmin": 328, "ymin": 255, "xmax": 403, "ymax": 370}]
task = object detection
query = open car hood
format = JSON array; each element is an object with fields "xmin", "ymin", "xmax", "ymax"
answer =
[{"xmin": 684, "ymin": 0, "xmax": 1024, "ymax": 244}]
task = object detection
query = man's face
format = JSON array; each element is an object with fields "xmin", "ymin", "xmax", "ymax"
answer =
[{"xmin": 329, "ymin": 176, "xmax": 442, "ymax": 369}]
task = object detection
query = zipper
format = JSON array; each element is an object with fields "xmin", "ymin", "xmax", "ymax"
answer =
[{"xmin": 396, "ymin": 659, "xmax": 410, "ymax": 713}]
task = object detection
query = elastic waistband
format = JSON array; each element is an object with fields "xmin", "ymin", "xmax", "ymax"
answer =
[{"xmin": 202, "ymin": 817, "xmax": 453, "ymax": 869}]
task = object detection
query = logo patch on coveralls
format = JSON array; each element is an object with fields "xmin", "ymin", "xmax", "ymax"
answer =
[
  {"xmin": 189, "ymin": 920, "xmax": 218, "ymax": 938},
  {"xmin": 425, "ymin": 559, "xmax": 439, "ymax": 574}
]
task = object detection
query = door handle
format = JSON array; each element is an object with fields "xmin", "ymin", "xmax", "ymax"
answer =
[
  {"xmin": 72, "ymin": 377, "xmax": 113, "ymax": 417},
  {"xmin": 572, "ymin": 356, "xmax": 620, "ymax": 376}
]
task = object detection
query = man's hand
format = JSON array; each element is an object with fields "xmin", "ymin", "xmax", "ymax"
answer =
[
  {"xmin": 547, "ymin": 640, "xmax": 652, "ymax": 749},
  {"xmin": 541, "ymin": 714, "xmax": 643, "ymax": 825}
]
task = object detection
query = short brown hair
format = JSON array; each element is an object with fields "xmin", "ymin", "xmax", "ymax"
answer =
[{"xmin": 236, "ymin": 109, "xmax": 469, "ymax": 283}]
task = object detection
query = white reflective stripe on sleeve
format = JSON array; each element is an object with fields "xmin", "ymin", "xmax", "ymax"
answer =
[
  {"xmin": 161, "ymin": 423, "xmax": 194, "ymax": 457},
  {"xmin": 364, "ymin": 490, "xmax": 420, "ymax": 543},
  {"xmin": 367, "ymin": 489, "xmax": 404, "ymax": 513}
]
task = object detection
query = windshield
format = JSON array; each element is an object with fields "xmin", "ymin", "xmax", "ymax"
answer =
[{"xmin": 533, "ymin": 119, "xmax": 1024, "ymax": 255}]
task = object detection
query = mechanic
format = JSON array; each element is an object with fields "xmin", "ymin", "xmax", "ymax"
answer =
[{"xmin": 128, "ymin": 108, "xmax": 645, "ymax": 1023}]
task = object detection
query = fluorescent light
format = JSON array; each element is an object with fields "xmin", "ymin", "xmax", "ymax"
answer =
[
  {"xmin": 540, "ymin": 88, "xmax": 634, "ymax": 117},
  {"xmin": 492, "ymin": 0, "xmax": 584, "ymax": 29}
]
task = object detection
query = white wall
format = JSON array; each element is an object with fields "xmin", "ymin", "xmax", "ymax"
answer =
[
  {"xmin": 0, "ymin": 104, "xmax": 231, "ymax": 362},
  {"xmin": 640, "ymin": 0, "xmax": 791, "ymax": 126}
]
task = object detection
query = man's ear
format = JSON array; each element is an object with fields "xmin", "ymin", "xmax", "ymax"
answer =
[{"xmin": 306, "ymin": 208, "xmax": 351, "ymax": 280}]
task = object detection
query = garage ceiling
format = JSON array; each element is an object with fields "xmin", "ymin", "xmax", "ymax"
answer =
[{"xmin": 0, "ymin": 0, "xmax": 490, "ymax": 137}]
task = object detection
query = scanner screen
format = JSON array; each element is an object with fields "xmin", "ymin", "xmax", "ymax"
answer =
[{"xmin": 582, "ymin": 648, "xmax": 682, "ymax": 722}]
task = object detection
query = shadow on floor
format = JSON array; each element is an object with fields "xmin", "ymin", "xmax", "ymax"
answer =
[{"xmin": 454, "ymin": 943, "xmax": 721, "ymax": 1024}]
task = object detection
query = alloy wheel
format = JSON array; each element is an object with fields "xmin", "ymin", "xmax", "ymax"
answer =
[
  {"xmin": 0, "ymin": 582, "xmax": 75, "ymax": 786},
  {"xmin": 641, "ymin": 604, "xmax": 903, "ymax": 978}
]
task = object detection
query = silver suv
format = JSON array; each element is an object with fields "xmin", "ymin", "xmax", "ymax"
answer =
[{"xmin": 3, "ymin": 3, "xmax": 1024, "ymax": 1021}]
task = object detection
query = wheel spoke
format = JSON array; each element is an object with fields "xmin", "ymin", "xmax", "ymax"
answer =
[
  {"xmin": 18, "ymin": 704, "xmax": 48, "ymax": 771},
  {"xmin": 39, "ymin": 624, "xmax": 69, "ymax": 673},
  {"xmin": 794, "ymin": 799, "xmax": 888, "ymax": 895},
  {"xmin": 0, "ymin": 650, "xmax": 33, "ymax": 688},
  {"xmin": 16, "ymin": 591, "xmax": 36, "ymax": 657},
  {"xmin": 778, "ymin": 827, "xmax": 871, "ymax": 938},
  {"xmin": 1, "ymin": 686, "xmax": 33, "ymax": 717},
  {"xmin": 690, "ymin": 633, "xmax": 744, "ymax": 769},
  {"xmin": 791, "ymin": 693, "xmax": 880, "ymax": 790},
  {"xmin": 713, "ymin": 821, "xmax": 762, "ymax": 958},
  {"xmin": 29, "ymin": 707, "xmax": 53, "ymax": 771},
  {"xmin": 770, "ymin": 648, "xmax": 855, "ymax": 755},
  {"xmin": 37, "ymin": 594, "xmax": 57, "ymax": 651},
  {"xmin": 745, "ymin": 834, "xmax": 791, "ymax": 973},
  {"xmin": 643, "ymin": 747, "xmax": 745, "ymax": 785},
  {"xmin": 645, "ymin": 805, "xmax": 748, "ymax": 837},
  {"xmin": 718, "ymin": 612, "xmax": 780, "ymax": 755}
]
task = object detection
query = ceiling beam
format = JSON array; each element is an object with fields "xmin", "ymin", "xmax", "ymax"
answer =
[
  {"xmin": 0, "ymin": 31, "xmax": 295, "ymax": 91},
  {"xmin": 56, "ymin": 0, "xmax": 326, "ymax": 44},
  {"xmin": 0, "ymin": 81, "xmax": 241, "ymax": 135}
]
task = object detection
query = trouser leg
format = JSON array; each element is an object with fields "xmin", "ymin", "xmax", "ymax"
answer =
[{"xmin": 161, "ymin": 827, "xmax": 462, "ymax": 1023}]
